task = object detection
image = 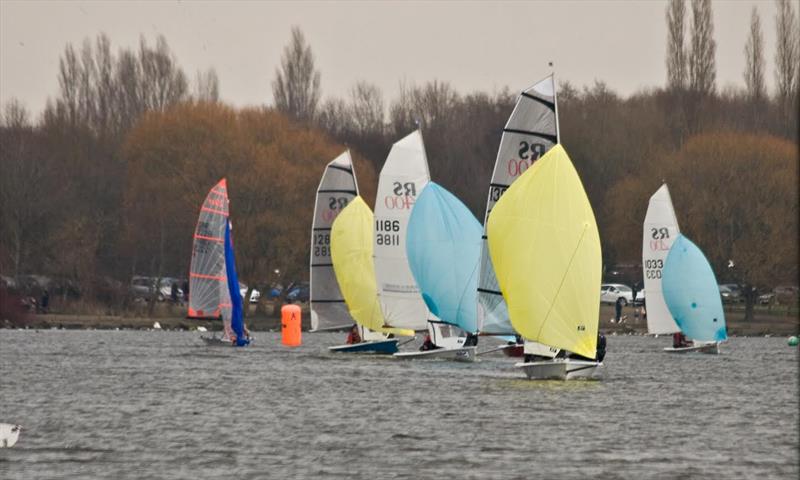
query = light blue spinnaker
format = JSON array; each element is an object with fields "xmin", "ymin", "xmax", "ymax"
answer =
[
  {"xmin": 406, "ymin": 183, "xmax": 482, "ymax": 334},
  {"xmin": 224, "ymin": 219, "xmax": 249, "ymax": 347},
  {"xmin": 662, "ymin": 234, "xmax": 727, "ymax": 343}
]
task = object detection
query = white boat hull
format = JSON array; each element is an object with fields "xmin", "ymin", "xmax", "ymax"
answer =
[
  {"xmin": 1, "ymin": 423, "xmax": 21, "ymax": 448},
  {"xmin": 393, "ymin": 346, "xmax": 476, "ymax": 362},
  {"xmin": 514, "ymin": 359, "xmax": 602, "ymax": 380},
  {"xmin": 663, "ymin": 342, "xmax": 720, "ymax": 354}
]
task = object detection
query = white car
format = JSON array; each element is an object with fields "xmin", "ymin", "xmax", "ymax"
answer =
[
  {"xmin": 600, "ymin": 283, "xmax": 644, "ymax": 306},
  {"xmin": 238, "ymin": 282, "xmax": 261, "ymax": 304}
]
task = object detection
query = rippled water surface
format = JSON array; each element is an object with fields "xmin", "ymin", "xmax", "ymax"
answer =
[{"xmin": 1, "ymin": 330, "xmax": 797, "ymax": 479}]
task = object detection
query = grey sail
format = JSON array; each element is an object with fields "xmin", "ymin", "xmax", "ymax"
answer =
[
  {"xmin": 189, "ymin": 178, "xmax": 230, "ymax": 324},
  {"xmin": 477, "ymin": 75, "xmax": 559, "ymax": 334},
  {"xmin": 310, "ymin": 151, "xmax": 360, "ymax": 331}
]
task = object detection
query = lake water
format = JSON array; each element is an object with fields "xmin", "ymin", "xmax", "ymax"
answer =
[{"xmin": 1, "ymin": 330, "xmax": 797, "ymax": 479}]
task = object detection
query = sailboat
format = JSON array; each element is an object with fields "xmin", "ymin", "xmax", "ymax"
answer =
[
  {"xmin": 373, "ymin": 130, "xmax": 435, "ymax": 334},
  {"xmin": 394, "ymin": 182, "xmax": 481, "ymax": 361},
  {"xmin": 309, "ymin": 151, "xmax": 359, "ymax": 332},
  {"xmin": 488, "ymin": 145, "xmax": 603, "ymax": 380},
  {"xmin": 0, "ymin": 423, "xmax": 21, "ymax": 448},
  {"xmin": 477, "ymin": 74, "xmax": 561, "ymax": 360},
  {"xmin": 662, "ymin": 234, "xmax": 727, "ymax": 353},
  {"xmin": 188, "ymin": 179, "xmax": 249, "ymax": 347},
  {"xmin": 643, "ymin": 184, "xmax": 722, "ymax": 354},
  {"xmin": 329, "ymin": 196, "xmax": 414, "ymax": 353}
]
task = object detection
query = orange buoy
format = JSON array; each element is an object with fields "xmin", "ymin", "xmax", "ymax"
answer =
[{"xmin": 281, "ymin": 304, "xmax": 302, "ymax": 346}]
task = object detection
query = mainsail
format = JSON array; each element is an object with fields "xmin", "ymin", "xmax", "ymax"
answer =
[
  {"xmin": 330, "ymin": 197, "xmax": 413, "ymax": 337},
  {"xmin": 643, "ymin": 184, "xmax": 682, "ymax": 334},
  {"xmin": 310, "ymin": 151, "xmax": 359, "ymax": 331},
  {"xmin": 188, "ymin": 178, "xmax": 230, "ymax": 323},
  {"xmin": 477, "ymin": 75, "xmax": 559, "ymax": 334},
  {"xmin": 487, "ymin": 145, "xmax": 601, "ymax": 360},
  {"xmin": 373, "ymin": 130, "xmax": 432, "ymax": 331},
  {"xmin": 662, "ymin": 235, "xmax": 727, "ymax": 343},
  {"xmin": 406, "ymin": 183, "xmax": 482, "ymax": 334}
]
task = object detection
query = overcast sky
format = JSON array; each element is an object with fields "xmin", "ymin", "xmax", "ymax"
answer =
[{"xmin": 0, "ymin": 0, "xmax": 784, "ymax": 117}]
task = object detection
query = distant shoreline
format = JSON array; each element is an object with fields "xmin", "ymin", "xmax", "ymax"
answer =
[{"xmin": 2, "ymin": 304, "xmax": 797, "ymax": 336}]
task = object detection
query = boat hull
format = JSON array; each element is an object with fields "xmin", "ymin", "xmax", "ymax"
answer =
[
  {"xmin": 200, "ymin": 335, "xmax": 232, "ymax": 346},
  {"xmin": 393, "ymin": 346, "xmax": 477, "ymax": 362},
  {"xmin": 514, "ymin": 359, "xmax": 602, "ymax": 380},
  {"xmin": 329, "ymin": 339, "xmax": 399, "ymax": 354},
  {"xmin": 502, "ymin": 345, "xmax": 524, "ymax": 357},
  {"xmin": 663, "ymin": 342, "xmax": 720, "ymax": 354}
]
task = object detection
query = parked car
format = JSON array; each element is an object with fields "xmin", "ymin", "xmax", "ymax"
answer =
[
  {"xmin": 773, "ymin": 286, "xmax": 799, "ymax": 305},
  {"xmin": 718, "ymin": 284, "xmax": 742, "ymax": 303},
  {"xmin": 718, "ymin": 285, "xmax": 737, "ymax": 304},
  {"xmin": 238, "ymin": 282, "xmax": 261, "ymax": 304},
  {"xmin": 130, "ymin": 276, "xmax": 183, "ymax": 302},
  {"xmin": 600, "ymin": 283, "xmax": 643, "ymax": 306},
  {"xmin": 758, "ymin": 291, "xmax": 775, "ymax": 305},
  {"xmin": 286, "ymin": 282, "xmax": 310, "ymax": 302}
]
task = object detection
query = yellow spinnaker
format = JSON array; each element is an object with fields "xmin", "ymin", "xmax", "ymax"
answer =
[
  {"xmin": 487, "ymin": 145, "xmax": 601, "ymax": 359},
  {"xmin": 330, "ymin": 197, "xmax": 415, "ymax": 337}
]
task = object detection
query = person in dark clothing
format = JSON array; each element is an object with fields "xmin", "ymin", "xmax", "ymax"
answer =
[
  {"xmin": 567, "ymin": 333, "xmax": 607, "ymax": 362},
  {"xmin": 182, "ymin": 280, "xmax": 189, "ymax": 302},
  {"xmin": 596, "ymin": 333, "xmax": 607, "ymax": 362},
  {"xmin": 673, "ymin": 332, "xmax": 692, "ymax": 348},
  {"xmin": 615, "ymin": 296, "xmax": 624, "ymax": 322},
  {"xmin": 463, "ymin": 332, "xmax": 478, "ymax": 347},
  {"xmin": 170, "ymin": 283, "xmax": 178, "ymax": 303},
  {"xmin": 40, "ymin": 289, "xmax": 49, "ymax": 313},
  {"xmin": 420, "ymin": 333, "xmax": 438, "ymax": 351}
]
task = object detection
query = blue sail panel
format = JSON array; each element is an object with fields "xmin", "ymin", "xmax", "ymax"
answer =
[
  {"xmin": 662, "ymin": 234, "xmax": 727, "ymax": 342},
  {"xmin": 224, "ymin": 220, "xmax": 248, "ymax": 347},
  {"xmin": 406, "ymin": 183, "xmax": 483, "ymax": 333}
]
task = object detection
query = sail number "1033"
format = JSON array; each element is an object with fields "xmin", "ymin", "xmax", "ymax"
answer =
[{"xmin": 644, "ymin": 259, "xmax": 664, "ymax": 279}]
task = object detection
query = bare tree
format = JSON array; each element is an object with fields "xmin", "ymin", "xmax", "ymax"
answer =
[
  {"xmin": 316, "ymin": 97, "xmax": 353, "ymax": 139},
  {"xmin": 666, "ymin": 0, "xmax": 687, "ymax": 90},
  {"xmin": 349, "ymin": 81, "xmax": 384, "ymax": 136},
  {"xmin": 775, "ymin": 0, "xmax": 799, "ymax": 135},
  {"xmin": 195, "ymin": 68, "xmax": 220, "ymax": 102},
  {"xmin": 272, "ymin": 26, "xmax": 321, "ymax": 123},
  {"xmin": 139, "ymin": 35, "xmax": 188, "ymax": 112},
  {"xmin": 0, "ymin": 101, "xmax": 50, "ymax": 276},
  {"xmin": 689, "ymin": 0, "xmax": 716, "ymax": 97},
  {"xmin": 744, "ymin": 7, "xmax": 766, "ymax": 102}
]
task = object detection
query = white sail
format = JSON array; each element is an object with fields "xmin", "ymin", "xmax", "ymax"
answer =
[
  {"xmin": 374, "ymin": 130, "xmax": 432, "ymax": 331},
  {"xmin": 310, "ymin": 151, "xmax": 360, "ymax": 331},
  {"xmin": 643, "ymin": 183, "xmax": 681, "ymax": 334},
  {"xmin": 477, "ymin": 74, "xmax": 559, "ymax": 334}
]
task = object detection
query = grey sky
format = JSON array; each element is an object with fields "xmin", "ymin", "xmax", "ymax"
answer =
[{"xmin": 0, "ymin": 0, "xmax": 782, "ymax": 117}]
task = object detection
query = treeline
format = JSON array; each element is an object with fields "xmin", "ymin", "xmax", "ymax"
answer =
[{"xmin": 0, "ymin": 0, "xmax": 798, "ymax": 315}]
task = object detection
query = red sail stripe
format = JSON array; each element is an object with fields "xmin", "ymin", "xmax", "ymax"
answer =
[
  {"xmin": 200, "ymin": 206, "xmax": 227, "ymax": 216},
  {"xmin": 219, "ymin": 302, "xmax": 233, "ymax": 307},
  {"xmin": 190, "ymin": 272, "xmax": 226, "ymax": 281},
  {"xmin": 193, "ymin": 234, "xmax": 224, "ymax": 243}
]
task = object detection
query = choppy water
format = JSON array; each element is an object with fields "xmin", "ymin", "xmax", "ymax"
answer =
[{"xmin": 0, "ymin": 330, "xmax": 797, "ymax": 479}]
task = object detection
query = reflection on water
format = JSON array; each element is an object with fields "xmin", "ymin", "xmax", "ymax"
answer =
[{"xmin": 0, "ymin": 331, "xmax": 797, "ymax": 479}]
